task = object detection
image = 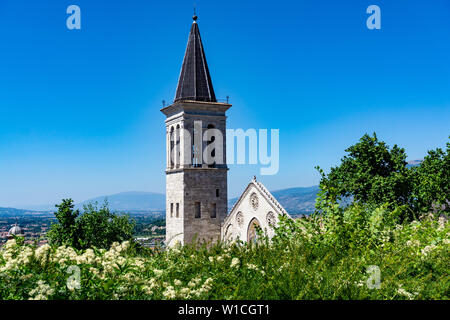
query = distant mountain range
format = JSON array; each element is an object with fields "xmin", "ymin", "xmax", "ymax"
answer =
[
  {"xmin": 2, "ymin": 187, "xmax": 320, "ymax": 217},
  {"xmin": 75, "ymin": 191, "xmax": 166, "ymax": 211},
  {"xmin": 17, "ymin": 191, "xmax": 166, "ymax": 212},
  {"xmin": 1, "ymin": 159, "xmax": 424, "ymax": 217},
  {"xmin": 75, "ymin": 186, "xmax": 321, "ymax": 215}
]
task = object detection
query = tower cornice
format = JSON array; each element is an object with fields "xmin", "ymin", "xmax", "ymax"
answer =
[{"xmin": 161, "ymin": 100, "xmax": 231, "ymax": 117}]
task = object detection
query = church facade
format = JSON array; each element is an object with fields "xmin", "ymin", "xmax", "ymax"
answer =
[{"xmin": 161, "ymin": 15, "xmax": 291, "ymax": 247}]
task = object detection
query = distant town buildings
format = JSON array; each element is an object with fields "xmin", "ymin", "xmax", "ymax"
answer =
[
  {"xmin": 0, "ymin": 220, "xmax": 49, "ymax": 246},
  {"xmin": 0, "ymin": 217, "xmax": 163, "ymax": 248},
  {"xmin": 7, "ymin": 223, "xmax": 24, "ymax": 239}
]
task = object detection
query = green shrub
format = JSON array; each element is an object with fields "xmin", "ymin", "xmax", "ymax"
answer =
[
  {"xmin": 1, "ymin": 205, "xmax": 448, "ymax": 300},
  {"xmin": 47, "ymin": 199, "xmax": 135, "ymax": 250}
]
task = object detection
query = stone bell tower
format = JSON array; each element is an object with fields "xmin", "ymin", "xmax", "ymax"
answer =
[{"xmin": 161, "ymin": 15, "xmax": 231, "ymax": 246}]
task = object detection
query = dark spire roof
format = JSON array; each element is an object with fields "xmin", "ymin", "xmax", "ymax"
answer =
[{"xmin": 174, "ymin": 16, "xmax": 217, "ymax": 103}]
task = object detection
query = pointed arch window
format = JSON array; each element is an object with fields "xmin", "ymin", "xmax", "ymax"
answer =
[{"xmin": 247, "ymin": 218, "xmax": 261, "ymax": 243}]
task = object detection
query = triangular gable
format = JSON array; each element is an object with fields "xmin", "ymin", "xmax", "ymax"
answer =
[{"xmin": 222, "ymin": 177, "xmax": 292, "ymax": 241}]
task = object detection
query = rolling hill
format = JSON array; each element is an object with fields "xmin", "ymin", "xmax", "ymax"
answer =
[
  {"xmin": 0, "ymin": 207, "xmax": 53, "ymax": 217},
  {"xmin": 3, "ymin": 186, "xmax": 322, "ymax": 216},
  {"xmin": 75, "ymin": 191, "xmax": 166, "ymax": 211}
]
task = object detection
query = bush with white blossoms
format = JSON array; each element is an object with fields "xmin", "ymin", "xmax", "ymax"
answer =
[{"xmin": 0, "ymin": 204, "xmax": 449, "ymax": 300}]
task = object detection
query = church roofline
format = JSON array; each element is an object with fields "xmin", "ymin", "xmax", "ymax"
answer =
[
  {"xmin": 252, "ymin": 178, "xmax": 290, "ymax": 217},
  {"xmin": 224, "ymin": 177, "xmax": 292, "ymax": 226}
]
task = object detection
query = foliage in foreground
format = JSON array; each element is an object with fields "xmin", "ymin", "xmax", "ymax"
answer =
[
  {"xmin": 1, "ymin": 203, "xmax": 448, "ymax": 300},
  {"xmin": 47, "ymin": 199, "xmax": 135, "ymax": 250}
]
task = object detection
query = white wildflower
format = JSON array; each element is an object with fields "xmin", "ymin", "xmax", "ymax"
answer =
[
  {"xmin": 406, "ymin": 240, "xmax": 420, "ymax": 247},
  {"xmin": 188, "ymin": 277, "xmax": 201, "ymax": 288},
  {"xmin": 116, "ymin": 256, "xmax": 127, "ymax": 266},
  {"xmin": 174, "ymin": 279, "xmax": 182, "ymax": 286},
  {"xmin": 133, "ymin": 258, "xmax": 145, "ymax": 270},
  {"xmin": 111, "ymin": 242, "xmax": 121, "ymax": 252},
  {"xmin": 180, "ymin": 287, "xmax": 191, "ymax": 298},
  {"xmin": 246, "ymin": 263, "xmax": 258, "ymax": 270},
  {"xmin": 438, "ymin": 216, "xmax": 446, "ymax": 231},
  {"xmin": 230, "ymin": 257, "xmax": 240, "ymax": 268},
  {"xmin": 397, "ymin": 287, "xmax": 417, "ymax": 300},
  {"xmin": 355, "ymin": 280, "xmax": 365, "ymax": 287},
  {"xmin": 421, "ymin": 244, "xmax": 436, "ymax": 256},
  {"xmin": 29, "ymin": 294, "xmax": 48, "ymax": 300},
  {"xmin": 163, "ymin": 286, "xmax": 176, "ymax": 299},
  {"xmin": 89, "ymin": 267, "xmax": 99, "ymax": 276},
  {"xmin": 143, "ymin": 285, "xmax": 153, "ymax": 295},
  {"xmin": 147, "ymin": 278, "xmax": 158, "ymax": 289},
  {"xmin": 34, "ymin": 244, "xmax": 51, "ymax": 264},
  {"xmin": 5, "ymin": 239, "xmax": 17, "ymax": 249},
  {"xmin": 82, "ymin": 248, "xmax": 96, "ymax": 264},
  {"xmin": 121, "ymin": 241, "xmax": 130, "ymax": 251},
  {"xmin": 153, "ymin": 269, "xmax": 163, "ymax": 277},
  {"xmin": 171, "ymin": 247, "xmax": 181, "ymax": 254},
  {"xmin": 17, "ymin": 247, "xmax": 34, "ymax": 265},
  {"xmin": 29, "ymin": 280, "xmax": 54, "ymax": 300}
]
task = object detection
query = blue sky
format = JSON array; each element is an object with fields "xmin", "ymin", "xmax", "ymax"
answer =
[{"xmin": 0, "ymin": 0, "xmax": 449, "ymax": 208}]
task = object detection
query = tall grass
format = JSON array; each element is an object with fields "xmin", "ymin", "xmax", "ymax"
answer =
[{"xmin": 0, "ymin": 204, "xmax": 448, "ymax": 300}]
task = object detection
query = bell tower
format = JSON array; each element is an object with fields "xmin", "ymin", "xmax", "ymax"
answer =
[{"xmin": 161, "ymin": 15, "xmax": 231, "ymax": 246}]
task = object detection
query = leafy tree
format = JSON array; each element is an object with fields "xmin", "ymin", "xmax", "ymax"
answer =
[
  {"xmin": 47, "ymin": 199, "xmax": 80, "ymax": 247},
  {"xmin": 316, "ymin": 133, "xmax": 414, "ymax": 216},
  {"xmin": 412, "ymin": 137, "xmax": 450, "ymax": 214},
  {"xmin": 47, "ymin": 199, "xmax": 135, "ymax": 249},
  {"xmin": 77, "ymin": 202, "xmax": 135, "ymax": 249}
]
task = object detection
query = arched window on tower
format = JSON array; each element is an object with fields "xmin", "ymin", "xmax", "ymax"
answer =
[
  {"xmin": 175, "ymin": 124, "xmax": 181, "ymax": 168},
  {"xmin": 192, "ymin": 127, "xmax": 201, "ymax": 167},
  {"xmin": 169, "ymin": 126, "xmax": 175, "ymax": 169},
  {"xmin": 206, "ymin": 124, "xmax": 216, "ymax": 168}
]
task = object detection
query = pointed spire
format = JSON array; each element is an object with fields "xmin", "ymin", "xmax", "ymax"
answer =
[{"xmin": 174, "ymin": 16, "xmax": 217, "ymax": 103}]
